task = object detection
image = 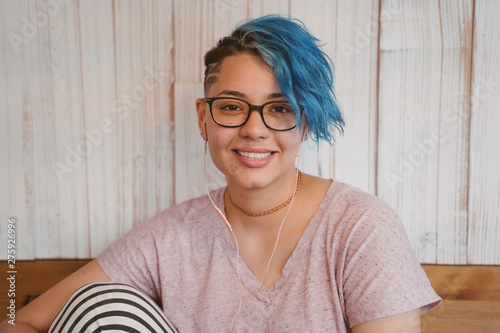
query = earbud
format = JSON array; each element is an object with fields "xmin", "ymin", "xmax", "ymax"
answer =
[
  {"xmin": 200, "ymin": 124, "xmax": 208, "ymax": 141},
  {"xmin": 204, "ymin": 139, "xmax": 229, "ymax": 230},
  {"xmin": 200, "ymin": 130, "xmax": 207, "ymax": 141}
]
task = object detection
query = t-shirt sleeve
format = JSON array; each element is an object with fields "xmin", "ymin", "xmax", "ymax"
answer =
[
  {"xmin": 96, "ymin": 218, "xmax": 162, "ymax": 302},
  {"xmin": 339, "ymin": 196, "xmax": 441, "ymax": 328}
]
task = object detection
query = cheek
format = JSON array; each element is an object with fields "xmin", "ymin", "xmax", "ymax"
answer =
[
  {"xmin": 282, "ymin": 133, "xmax": 303, "ymax": 153},
  {"xmin": 207, "ymin": 139, "xmax": 226, "ymax": 175},
  {"xmin": 207, "ymin": 125, "xmax": 231, "ymax": 148},
  {"xmin": 206, "ymin": 128, "xmax": 234, "ymax": 165}
]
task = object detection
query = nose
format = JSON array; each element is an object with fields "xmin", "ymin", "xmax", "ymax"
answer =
[{"xmin": 239, "ymin": 109, "xmax": 270, "ymax": 139}]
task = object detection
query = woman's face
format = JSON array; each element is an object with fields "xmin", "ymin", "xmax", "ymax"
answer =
[{"xmin": 196, "ymin": 53, "xmax": 305, "ymax": 191}]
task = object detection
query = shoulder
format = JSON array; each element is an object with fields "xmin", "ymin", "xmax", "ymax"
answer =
[
  {"xmin": 321, "ymin": 181, "xmax": 413, "ymax": 260},
  {"xmin": 323, "ymin": 181, "xmax": 399, "ymax": 223},
  {"xmin": 316, "ymin": 181, "xmax": 408, "ymax": 256}
]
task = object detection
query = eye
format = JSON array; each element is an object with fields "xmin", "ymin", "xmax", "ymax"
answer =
[
  {"xmin": 268, "ymin": 103, "xmax": 293, "ymax": 114},
  {"xmin": 221, "ymin": 104, "xmax": 243, "ymax": 111},
  {"xmin": 213, "ymin": 99, "xmax": 247, "ymax": 112}
]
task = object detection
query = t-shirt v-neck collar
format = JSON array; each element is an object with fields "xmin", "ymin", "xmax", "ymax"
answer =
[{"xmin": 213, "ymin": 182, "xmax": 335, "ymax": 295}]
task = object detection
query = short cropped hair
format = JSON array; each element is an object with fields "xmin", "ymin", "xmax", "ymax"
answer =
[{"xmin": 203, "ymin": 15, "xmax": 344, "ymax": 144}]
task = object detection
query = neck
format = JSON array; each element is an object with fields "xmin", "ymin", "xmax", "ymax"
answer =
[{"xmin": 224, "ymin": 169, "xmax": 300, "ymax": 231}]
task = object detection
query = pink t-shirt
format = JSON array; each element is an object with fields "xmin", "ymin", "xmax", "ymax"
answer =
[{"xmin": 97, "ymin": 181, "xmax": 441, "ymax": 332}]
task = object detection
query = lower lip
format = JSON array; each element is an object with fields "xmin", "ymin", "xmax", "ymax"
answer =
[{"xmin": 233, "ymin": 151, "xmax": 275, "ymax": 168}]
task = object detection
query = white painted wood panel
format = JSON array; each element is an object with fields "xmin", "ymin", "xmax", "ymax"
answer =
[
  {"xmin": 468, "ymin": 0, "xmax": 500, "ymax": 265},
  {"xmin": 1, "ymin": 0, "xmax": 176, "ymax": 259},
  {"xmin": 77, "ymin": 0, "xmax": 119, "ymax": 257},
  {"xmin": 434, "ymin": 1, "xmax": 473, "ymax": 264},
  {"xmin": 213, "ymin": 0, "xmax": 247, "ymax": 43},
  {"xmin": 105, "ymin": 0, "xmax": 175, "ymax": 256},
  {"xmin": 378, "ymin": 0, "xmax": 472, "ymax": 264},
  {"xmin": 174, "ymin": 0, "xmax": 215, "ymax": 83},
  {"xmin": 0, "ymin": 0, "xmax": 498, "ymax": 264},
  {"xmin": 30, "ymin": 0, "xmax": 90, "ymax": 258},
  {"xmin": 248, "ymin": 0, "xmax": 289, "ymax": 17},
  {"xmin": 0, "ymin": 0, "xmax": 36, "ymax": 259},
  {"xmin": 331, "ymin": 0, "xmax": 379, "ymax": 194}
]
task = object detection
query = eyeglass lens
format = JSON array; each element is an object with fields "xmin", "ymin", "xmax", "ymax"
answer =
[{"xmin": 211, "ymin": 98, "xmax": 296, "ymax": 130}]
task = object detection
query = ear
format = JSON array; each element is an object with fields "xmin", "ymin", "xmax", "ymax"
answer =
[{"xmin": 196, "ymin": 98, "xmax": 208, "ymax": 139}]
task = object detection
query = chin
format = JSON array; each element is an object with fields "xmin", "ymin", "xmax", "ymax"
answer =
[{"xmin": 226, "ymin": 168, "xmax": 283, "ymax": 190}]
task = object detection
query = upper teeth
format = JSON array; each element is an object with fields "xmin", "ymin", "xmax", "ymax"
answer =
[{"xmin": 238, "ymin": 151, "xmax": 272, "ymax": 159}]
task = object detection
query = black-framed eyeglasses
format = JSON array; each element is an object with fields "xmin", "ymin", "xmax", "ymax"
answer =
[{"xmin": 204, "ymin": 97, "xmax": 297, "ymax": 131}]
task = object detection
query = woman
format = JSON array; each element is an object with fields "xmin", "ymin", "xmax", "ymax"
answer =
[{"xmin": 1, "ymin": 15, "xmax": 440, "ymax": 333}]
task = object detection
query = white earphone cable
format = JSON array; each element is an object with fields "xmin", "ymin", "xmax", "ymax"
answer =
[
  {"xmin": 204, "ymin": 138, "xmax": 303, "ymax": 332},
  {"xmin": 203, "ymin": 140, "xmax": 243, "ymax": 332}
]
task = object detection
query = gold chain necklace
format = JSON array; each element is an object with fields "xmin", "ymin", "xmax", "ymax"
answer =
[{"xmin": 228, "ymin": 171, "xmax": 302, "ymax": 217}]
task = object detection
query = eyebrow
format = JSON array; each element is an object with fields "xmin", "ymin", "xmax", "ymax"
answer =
[{"xmin": 216, "ymin": 90, "xmax": 285, "ymax": 100}]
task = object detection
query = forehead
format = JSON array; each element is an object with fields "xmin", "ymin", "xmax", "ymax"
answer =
[{"xmin": 207, "ymin": 53, "xmax": 281, "ymax": 98}]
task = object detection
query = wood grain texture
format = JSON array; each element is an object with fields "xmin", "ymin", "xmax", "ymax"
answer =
[
  {"xmin": 247, "ymin": 0, "xmax": 290, "ymax": 18},
  {"xmin": 0, "ymin": 0, "xmax": 36, "ymax": 259},
  {"xmin": 0, "ymin": 0, "xmax": 498, "ymax": 264},
  {"xmin": 77, "ymin": 0, "xmax": 119, "ymax": 257},
  {"xmin": 467, "ymin": 0, "xmax": 500, "ymax": 265},
  {"xmin": 421, "ymin": 265, "xmax": 500, "ymax": 332},
  {"xmin": 30, "ymin": 0, "xmax": 90, "ymax": 258},
  {"xmin": 421, "ymin": 300, "xmax": 500, "ymax": 333},
  {"xmin": 0, "ymin": 0, "xmax": 175, "ymax": 259},
  {"xmin": 213, "ymin": 0, "xmax": 247, "ymax": 43},
  {"xmin": 422, "ymin": 265, "xmax": 500, "ymax": 301},
  {"xmin": 377, "ymin": 0, "xmax": 473, "ymax": 264},
  {"xmin": 331, "ymin": 0, "xmax": 379, "ymax": 193},
  {"xmin": 174, "ymin": 0, "xmax": 214, "ymax": 83},
  {"xmin": 432, "ymin": 0, "xmax": 473, "ymax": 265},
  {"xmin": 110, "ymin": 0, "xmax": 175, "ymax": 255},
  {"xmin": 0, "ymin": 260, "xmax": 90, "ymax": 318}
]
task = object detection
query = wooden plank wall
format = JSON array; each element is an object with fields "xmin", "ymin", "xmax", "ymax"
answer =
[
  {"xmin": 378, "ymin": 1, "xmax": 473, "ymax": 264},
  {"xmin": 0, "ymin": 0, "xmax": 498, "ymax": 265},
  {"xmin": 468, "ymin": 0, "xmax": 500, "ymax": 265}
]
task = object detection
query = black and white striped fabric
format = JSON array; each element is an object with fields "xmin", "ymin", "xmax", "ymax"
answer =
[{"xmin": 49, "ymin": 282, "xmax": 178, "ymax": 333}]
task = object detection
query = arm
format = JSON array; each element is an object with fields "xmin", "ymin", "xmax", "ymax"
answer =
[
  {"xmin": 352, "ymin": 308, "xmax": 421, "ymax": 333},
  {"xmin": 0, "ymin": 259, "xmax": 110, "ymax": 333}
]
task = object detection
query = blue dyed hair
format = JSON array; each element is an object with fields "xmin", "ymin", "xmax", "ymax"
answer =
[{"xmin": 203, "ymin": 15, "xmax": 344, "ymax": 144}]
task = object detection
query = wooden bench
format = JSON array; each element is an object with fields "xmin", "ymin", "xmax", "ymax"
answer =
[{"xmin": 2, "ymin": 261, "xmax": 499, "ymax": 331}]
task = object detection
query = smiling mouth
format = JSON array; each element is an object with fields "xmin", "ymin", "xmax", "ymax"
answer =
[{"xmin": 235, "ymin": 150, "xmax": 273, "ymax": 159}]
